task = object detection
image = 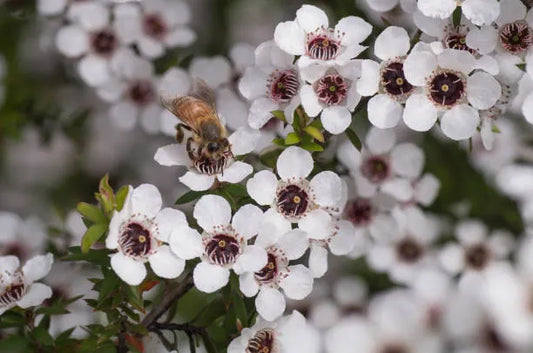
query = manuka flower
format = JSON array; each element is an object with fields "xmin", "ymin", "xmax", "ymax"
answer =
[
  {"xmin": 106, "ymin": 184, "xmax": 189, "ymax": 285},
  {"xmin": 417, "ymin": 0, "xmax": 500, "ymax": 26},
  {"xmin": 0, "ymin": 254, "xmax": 53, "ymax": 315},
  {"xmin": 274, "ymin": 4, "xmax": 372, "ymax": 82},
  {"xmin": 169, "ymin": 195, "xmax": 268, "ymax": 293}
]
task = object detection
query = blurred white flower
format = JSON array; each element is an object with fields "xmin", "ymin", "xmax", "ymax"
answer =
[
  {"xmin": 0, "ymin": 212, "xmax": 47, "ymax": 262},
  {"xmin": 169, "ymin": 195, "xmax": 267, "ymax": 293},
  {"xmin": 0, "ymin": 254, "xmax": 54, "ymax": 315},
  {"xmin": 106, "ymin": 184, "xmax": 189, "ymax": 285},
  {"xmin": 417, "ymin": 0, "xmax": 500, "ymax": 26}
]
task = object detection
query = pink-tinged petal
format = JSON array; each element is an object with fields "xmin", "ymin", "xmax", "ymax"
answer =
[
  {"xmin": 462, "ymin": 0, "xmax": 500, "ymax": 26},
  {"xmin": 256, "ymin": 287, "xmax": 286, "ymax": 321},
  {"xmin": 276, "ymin": 146, "xmax": 313, "ymax": 181},
  {"xmin": 274, "ymin": 21, "xmax": 306, "ymax": 56},
  {"xmin": 256, "ymin": 209, "xmax": 292, "ymax": 247},
  {"xmin": 381, "ymin": 178, "xmax": 414, "ymax": 202},
  {"xmin": 193, "ymin": 194, "xmax": 231, "ymax": 232},
  {"xmin": 149, "ymin": 245, "xmax": 185, "ymax": 279},
  {"xmin": 402, "ymin": 94, "xmax": 438, "ymax": 132},
  {"xmin": 438, "ymin": 49, "xmax": 475, "ymax": 75},
  {"xmin": 78, "ymin": 54, "xmax": 111, "ymax": 87},
  {"xmin": 130, "ymin": 184, "xmax": 162, "ymax": 218},
  {"xmin": 299, "ymin": 209, "xmax": 333, "ymax": 240},
  {"xmin": 193, "ymin": 262, "xmax": 230, "ymax": 293},
  {"xmin": 0, "ymin": 256, "xmax": 20, "ymax": 274},
  {"xmin": 277, "ymin": 229, "xmax": 309, "ymax": 260},
  {"xmin": 179, "ymin": 172, "xmax": 215, "ymax": 191},
  {"xmin": 417, "ymin": 0, "xmax": 456, "ymax": 19},
  {"xmin": 296, "ymin": 5, "xmax": 329, "ymax": 32},
  {"xmin": 413, "ymin": 10, "xmax": 446, "ymax": 37},
  {"xmin": 466, "ymin": 26, "xmax": 498, "ymax": 55},
  {"xmin": 110, "ymin": 253, "xmax": 146, "ymax": 286},
  {"xmin": 391, "ymin": 143, "xmax": 424, "ymax": 178},
  {"xmin": 440, "ymin": 104, "xmax": 480, "ymax": 141},
  {"xmin": 374, "ymin": 26, "xmax": 410, "ymax": 60},
  {"xmin": 279, "ymin": 264, "xmax": 313, "ymax": 300},
  {"xmin": 365, "ymin": 126, "xmax": 396, "ymax": 154}
]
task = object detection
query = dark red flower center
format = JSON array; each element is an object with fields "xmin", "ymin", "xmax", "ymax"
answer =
[
  {"xmin": 427, "ymin": 70, "xmax": 466, "ymax": 108},
  {"xmin": 361, "ymin": 156, "xmax": 390, "ymax": 184},
  {"xmin": 205, "ymin": 234, "xmax": 240, "ymax": 265},
  {"xmin": 119, "ymin": 222, "xmax": 152, "ymax": 258},
  {"xmin": 316, "ymin": 74, "xmax": 348, "ymax": 105},
  {"xmin": 269, "ymin": 69, "xmax": 299, "ymax": 103},
  {"xmin": 499, "ymin": 21, "xmax": 532, "ymax": 54},
  {"xmin": 90, "ymin": 29, "xmax": 118, "ymax": 57},
  {"xmin": 381, "ymin": 61, "xmax": 414, "ymax": 100},
  {"xmin": 276, "ymin": 184, "xmax": 310, "ymax": 218},
  {"xmin": 344, "ymin": 198, "xmax": 373, "ymax": 226}
]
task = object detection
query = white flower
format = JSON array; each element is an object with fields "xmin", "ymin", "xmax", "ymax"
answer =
[
  {"xmin": 417, "ymin": 0, "xmax": 500, "ymax": 26},
  {"xmin": 247, "ymin": 146, "xmax": 345, "ymax": 224},
  {"xmin": 228, "ymin": 311, "xmax": 320, "ymax": 353},
  {"xmin": 169, "ymin": 195, "xmax": 268, "ymax": 293},
  {"xmin": 154, "ymin": 126, "xmax": 258, "ymax": 191},
  {"xmin": 114, "ymin": 0, "xmax": 195, "ymax": 59},
  {"xmin": 0, "ymin": 254, "xmax": 54, "ymax": 315},
  {"xmin": 37, "ymin": 0, "xmax": 105, "ymax": 17},
  {"xmin": 239, "ymin": 233, "xmax": 313, "ymax": 321},
  {"xmin": 300, "ymin": 63, "xmax": 361, "ymax": 134},
  {"xmin": 106, "ymin": 184, "xmax": 189, "ymax": 285},
  {"xmin": 274, "ymin": 4, "xmax": 372, "ymax": 82},
  {"xmin": 0, "ymin": 212, "xmax": 47, "ymax": 261},
  {"xmin": 402, "ymin": 44, "xmax": 502, "ymax": 140},
  {"xmin": 365, "ymin": 0, "xmax": 417, "ymax": 13},
  {"xmin": 439, "ymin": 219, "xmax": 514, "ymax": 280},
  {"xmin": 54, "ymin": 2, "xmax": 126, "ymax": 87},
  {"xmin": 239, "ymin": 40, "xmax": 302, "ymax": 128},
  {"xmin": 357, "ymin": 26, "xmax": 416, "ymax": 129},
  {"xmin": 337, "ymin": 127, "xmax": 427, "ymax": 202}
]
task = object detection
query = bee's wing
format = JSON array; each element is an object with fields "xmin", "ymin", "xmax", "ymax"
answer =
[{"xmin": 190, "ymin": 79, "xmax": 217, "ymax": 111}]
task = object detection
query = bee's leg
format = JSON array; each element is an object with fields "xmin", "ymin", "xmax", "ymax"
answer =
[
  {"xmin": 176, "ymin": 124, "xmax": 192, "ymax": 143},
  {"xmin": 186, "ymin": 137, "xmax": 196, "ymax": 161},
  {"xmin": 197, "ymin": 143, "xmax": 204, "ymax": 158}
]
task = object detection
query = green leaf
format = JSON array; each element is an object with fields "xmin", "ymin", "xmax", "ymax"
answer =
[
  {"xmin": 77, "ymin": 202, "xmax": 106, "ymax": 224},
  {"xmin": 0, "ymin": 335, "xmax": 30, "ymax": 353},
  {"xmin": 303, "ymin": 125, "xmax": 325, "ymax": 143},
  {"xmin": 175, "ymin": 190, "xmax": 209, "ymax": 205},
  {"xmin": 492, "ymin": 125, "xmax": 501, "ymax": 133},
  {"xmin": 300, "ymin": 141, "xmax": 324, "ymax": 152},
  {"xmin": 272, "ymin": 137, "xmax": 286, "ymax": 147},
  {"xmin": 33, "ymin": 326, "xmax": 55, "ymax": 346},
  {"xmin": 98, "ymin": 174, "xmax": 115, "ymax": 214},
  {"xmin": 517, "ymin": 63, "xmax": 526, "ymax": 71},
  {"xmin": 284, "ymin": 132, "xmax": 301, "ymax": 145},
  {"xmin": 452, "ymin": 6, "xmax": 462, "ymax": 27},
  {"xmin": 115, "ymin": 185, "xmax": 129, "ymax": 211},
  {"xmin": 63, "ymin": 247, "xmax": 111, "ymax": 265},
  {"xmin": 221, "ymin": 183, "xmax": 249, "ymax": 197},
  {"xmin": 259, "ymin": 149, "xmax": 282, "ymax": 168},
  {"xmin": 270, "ymin": 110, "xmax": 287, "ymax": 122},
  {"xmin": 345, "ymin": 128, "xmax": 362, "ymax": 151},
  {"xmin": 81, "ymin": 224, "xmax": 108, "ymax": 253}
]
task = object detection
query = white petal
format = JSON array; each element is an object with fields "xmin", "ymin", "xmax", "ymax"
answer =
[
  {"xmin": 403, "ymin": 94, "xmax": 438, "ymax": 131},
  {"xmin": 298, "ymin": 209, "xmax": 333, "ymax": 240},
  {"xmin": 440, "ymin": 104, "xmax": 480, "ymax": 141},
  {"xmin": 193, "ymin": 194, "xmax": 232, "ymax": 232},
  {"xmin": 462, "ymin": 0, "xmax": 500, "ymax": 26},
  {"xmin": 456, "ymin": 220, "xmax": 487, "ymax": 245},
  {"xmin": 78, "ymin": 55, "xmax": 110, "ymax": 87},
  {"xmin": 190, "ymin": 56, "xmax": 231, "ymax": 89},
  {"xmin": 413, "ymin": 10, "xmax": 447, "ymax": 37},
  {"xmin": 154, "ymin": 208, "xmax": 187, "ymax": 243},
  {"xmin": 140, "ymin": 104, "xmax": 162, "ymax": 134},
  {"xmin": 365, "ymin": 126, "xmax": 396, "ymax": 154},
  {"xmin": 169, "ymin": 226, "xmax": 204, "ymax": 260},
  {"xmin": 16, "ymin": 283, "xmax": 52, "ymax": 309},
  {"xmin": 239, "ymin": 68, "xmax": 269, "ymax": 101},
  {"xmin": 149, "ymin": 245, "xmax": 185, "ymax": 279},
  {"xmin": 108, "ymin": 100, "xmax": 138, "ymax": 131},
  {"xmin": 165, "ymin": 28, "xmax": 196, "ymax": 47},
  {"xmin": 367, "ymin": 94, "xmax": 402, "ymax": 129},
  {"xmin": 246, "ymin": 170, "xmax": 278, "ymax": 206},
  {"xmin": 309, "ymin": 171, "xmax": 343, "ymax": 207},
  {"xmin": 130, "ymin": 184, "xmax": 162, "ymax": 218},
  {"xmin": 279, "ymin": 265, "xmax": 313, "ymax": 300},
  {"xmin": 296, "ymin": 5, "xmax": 329, "ymax": 32},
  {"xmin": 256, "ymin": 209, "xmax": 292, "ymax": 247},
  {"xmin": 193, "ymin": 262, "xmax": 230, "ymax": 293},
  {"xmin": 0, "ymin": 256, "xmax": 20, "ymax": 274},
  {"xmin": 414, "ymin": 173, "xmax": 440, "ymax": 206},
  {"xmin": 475, "ymin": 55, "xmax": 499, "ymax": 75},
  {"xmin": 232, "ymin": 205, "xmax": 263, "ymax": 240},
  {"xmin": 217, "ymin": 162, "xmax": 253, "ymax": 184},
  {"xmin": 417, "ymin": 0, "xmax": 456, "ymax": 19},
  {"xmin": 356, "ymin": 60, "xmax": 380, "ymax": 96},
  {"xmin": 391, "ymin": 143, "xmax": 424, "ymax": 178},
  {"xmin": 179, "ymin": 172, "xmax": 215, "ymax": 191},
  {"xmin": 309, "ymin": 244, "xmax": 328, "ymax": 278},
  {"xmin": 256, "ymin": 287, "xmax": 286, "ymax": 321},
  {"xmin": 466, "ymin": 26, "xmax": 498, "ymax": 55},
  {"xmin": 403, "ymin": 50, "xmax": 437, "ymax": 86},
  {"xmin": 366, "ymin": 0, "xmax": 398, "ymax": 12},
  {"xmin": 55, "ymin": 25, "xmax": 88, "ymax": 58},
  {"xmin": 337, "ymin": 140, "xmax": 361, "ymax": 171},
  {"xmin": 438, "ymin": 49, "xmax": 475, "ymax": 74},
  {"xmin": 329, "ymin": 220, "xmax": 356, "ymax": 255},
  {"xmin": 234, "ymin": 245, "xmax": 268, "ymax": 274},
  {"xmin": 439, "ymin": 244, "xmax": 465, "ymax": 274},
  {"xmin": 300, "ymin": 85, "xmax": 323, "ymax": 117},
  {"xmin": 228, "ymin": 126, "xmax": 260, "ymax": 156},
  {"xmin": 522, "ymin": 92, "xmax": 533, "ymax": 124},
  {"xmin": 159, "ymin": 68, "xmax": 192, "ymax": 98},
  {"xmin": 22, "ymin": 254, "xmax": 53, "ymax": 282},
  {"xmin": 276, "ymin": 146, "xmax": 313, "ymax": 181},
  {"xmin": 239, "ymin": 272, "xmax": 259, "ymax": 297},
  {"xmin": 274, "ymin": 21, "xmax": 306, "ymax": 56},
  {"xmin": 335, "ymin": 16, "xmax": 372, "ymax": 46},
  {"xmin": 496, "ymin": 0, "xmax": 526, "ymax": 26},
  {"xmin": 374, "ymin": 26, "xmax": 410, "ymax": 60},
  {"xmin": 297, "ymin": 57, "xmax": 330, "ymax": 83},
  {"xmin": 467, "ymin": 71, "xmax": 501, "ymax": 110},
  {"xmin": 277, "ymin": 229, "xmax": 309, "ymax": 260},
  {"xmin": 230, "ymin": 42, "xmax": 255, "ymax": 72},
  {"xmin": 67, "ymin": 2, "xmax": 109, "ymax": 31},
  {"xmin": 37, "ymin": 0, "xmax": 67, "ymax": 15},
  {"xmin": 321, "ymin": 106, "xmax": 352, "ymax": 135},
  {"xmin": 380, "ymin": 178, "xmax": 414, "ymax": 202},
  {"xmin": 138, "ymin": 36, "xmax": 165, "ymax": 59},
  {"xmin": 110, "ymin": 253, "xmax": 147, "ymax": 285}
]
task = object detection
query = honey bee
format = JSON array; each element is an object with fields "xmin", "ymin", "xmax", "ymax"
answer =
[{"xmin": 161, "ymin": 80, "xmax": 233, "ymax": 175}]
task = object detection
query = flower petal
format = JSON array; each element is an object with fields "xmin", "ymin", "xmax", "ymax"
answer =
[
  {"xmin": 298, "ymin": 209, "xmax": 333, "ymax": 240},
  {"xmin": 403, "ymin": 94, "xmax": 438, "ymax": 132},
  {"xmin": 335, "ymin": 16, "xmax": 372, "ymax": 46},
  {"xmin": 467, "ymin": 71, "xmax": 501, "ymax": 110},
  {"xmin": 22, "ymin": 253, "xmax": 53, "ymax": 282},
  {"xmin": 300, "ymin": 85, "xmax": 323, "ymax": 117},
  {"xmin": 16, "ymin": 283, "xmax": 52, "ymax": 309},
  {"xmin": 466, "ymin": 26, "xmax": 498, "ymax": 55},
  {"xmin": 169, "ymin": 226, "xmax": 204, "ymax": 260},
  {"xmin": 440, "ymin": 104, "xmax": 480, "ymax": 141},
  {"xmin": 403, "ymin": 50, "xmax": 437, "ymax": 86},
  {"xmin": 246, "ymin": 170, "xmax": 278, "ymax": 206},
  {"xmin": 365, "ymin": 126, "xmax": 396, "ymax": 154},
  {"xmin": 417, "ymin": 0, "xmax": 456, "ymax": 19},
  {"xmin": 239, "ymin": 272, "xmax": 259, "ymax": 297},
  {"xmin": 277, "ymin": 229, "xmax": 309, "ymax": 260},
  {"xmin": 193, "ymin": 262, "xmax": 230, "ymax": 293},
  {"xmin": 217, "ymin": 162, "xmax": 253, "ymax": 184},
  {"xmin": 414, "ymin": 173, "xmax": 440, "ymax": 206},
  {"xmin": 228, "ymin": 126, "xmax": 260, "ymax": 156},
  {"xmin": 367, "ymin": 94, "xmax": 402, "ymax": 129},
  {"xmin": 321, "ymin": 106, "xmax": 352, "ymax": 135},
  {"xmin": 309, "ymin": 171, "xmax": 344, "ymax": 207},
  {"xmin": 374, "ymin": 26, "xmax": 410, "ymax": 60},
  {"xmin": 391, "ymin": 143, "xmax": 424, "ymax": 178},
  {"xmin": 356, "ymin": 60, "xmax": 380, "ymax": 96},
  {"xmin": 110, "ymin": 252, "xmax": 147, "ymax": 286},
  {"xmin": 179, "ymin": 172, "xmax": 215, "ymax": 191},
  {"xmin": 153, "ymin": 208, "xmax": 188, "ymax": 242},
  {"xmin": 274, "ymin": 21, "xmax": 306, "ymax": 56},
  {"xmin": 256, "ymin": 209, "xmax": 292, "ymax": 247},
  {"xmin": 462, "ymin": 0, "xmax": 500, "ymax": 26},
  {"xmin": 0, "ymin": 256, "xmax": 20, "ymax": 274},
  {"xmin": 55, "ymin": 25, "xmax": 89, "ymax": 58},
  {"xmin": 131, "ymin": 184, "xmax": 162, "ymax": 218},
  {"xmin": 193, "ymin": 195, "xmax": 232, "ymax": 232},
  {"xmin": 78, "ymin": 54, "xmax": 111, "ymax": 87},
  {"xmin": 256, "ymin": 287, "xmax": 286, "ymax": 321},
  {"xmin": 234, "ymin": 245, "xmax": 268, "ymax": 274},
  {"xmin": 149, "ymin": 245, "xmax": 185, "ymax": 279},
  {"xmin": 296, "ymin": 5, "xmax": 329, "ymax": 33},
  {"xmin": 276, "ymin": 146, "xmax": 313, "ymax": 181},
  {"xmin": 329, "ymin": 220, "xmax": 356, "ymax": 255},
  {"xmin": 413, "ymin": 10, "xmax": 447, "ymax": 37},
  {"xmin": 279, "ymin": 264, "xmax": 313, "ymax": 300},
  {"xmin": 232, "ymin": 205, "xmax": 263, "ymax": 240},
  {"xmin": 309, "ymin": 244, "xmax": 328, "ymax": 278}
]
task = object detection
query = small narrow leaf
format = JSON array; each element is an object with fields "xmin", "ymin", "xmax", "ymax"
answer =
[
  {"xmin": 452, "ymin": 7, "xmax": 462, "ymax": 27},
  {"xmin": 175, "ymin": 190, "xmax": 209, "ymax": 205},
  {"xmin": 492, "ymin": 124, "xmax": 501, "ymax": 133},
  {"xmin": 115, "ymin": 185, "xmax": 129, "ymax": 211},
  {"xmin": 300, "ymin": 141, "xmax": 324, "ymax": 152},
  {"xmin": 77, "ymin": 202, "xmax": 106, "ymax": 224},
  {"xmin": 303, "ymin": 126, "xmax": 325, "ymax": 143},
  {"xmin": 345, "ymin": 128, "xmax": 362, "ymax": 151},
  {"xmin": 81, "ymin": 224, "xmax": 108, "ymax": 253},
  {"xmin": 272, "ymin": 137, "xmax": 286, "ymax": 147},
  {"xmin": 270, "ymin": 110, "xmax": 287, "ymax": 122},
  {"xmin": 284, "ymin": 132, "xmax": 301, "ymax": 145}
]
